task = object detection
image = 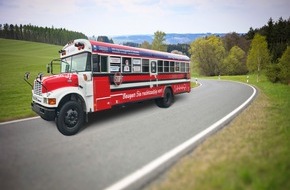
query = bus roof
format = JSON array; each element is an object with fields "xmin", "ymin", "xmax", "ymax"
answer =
[{"xmin": 89, "ymin": 40, "xmax": 190, "ymax": 62}]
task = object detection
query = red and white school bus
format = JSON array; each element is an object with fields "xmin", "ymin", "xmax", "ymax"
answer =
[{"xmin": 26, "ymin": 39, "xmax": 191, "ymax": 135}]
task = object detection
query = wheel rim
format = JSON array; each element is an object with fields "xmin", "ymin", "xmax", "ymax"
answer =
[
  {"xmin": 165, "ymin": 92, "xmax": 171, "ymax": 103},
  {"xmin": 64, "ymin": 108, "xmax": 78, "ymax": 128}
]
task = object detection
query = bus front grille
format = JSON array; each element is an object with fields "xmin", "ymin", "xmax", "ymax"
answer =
[{"xmin": 34, "ymin": 81, "xmax": 42, "ymax": 96}]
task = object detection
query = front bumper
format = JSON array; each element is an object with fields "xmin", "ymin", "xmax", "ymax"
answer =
[{"xmin": 31, "ymin": 102, "xmax": 56, "ymax": 121}]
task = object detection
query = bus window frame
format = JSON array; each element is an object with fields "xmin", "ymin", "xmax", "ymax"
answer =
[
  {"xmin": 132, "ymin": 58, "xmax": 142, "ymax": 73},
  {"xmin": 92, "ymin": 54, "xmax": 190, "ymax": 75},
  {"xmin": 92, "ymin": 54, "xmax": 109, "ymax": 74},
  {"xmin": 158, "ymin": 60, "xmax": 163, "ymax": 73},
  {"xmin": 110, "ymin": 56, "xmax": 121, "ymax": 73},
  {"xmin": 142, "ymin": 59, "xmax": 149, "ymax": 73},
  {"xmin": 122, "ymin": 57, "xmax": 132, "ymax": 73}
]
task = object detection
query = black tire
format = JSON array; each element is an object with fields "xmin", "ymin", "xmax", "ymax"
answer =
[
  {"xmin": 155, "ymin": 88, "xmax": 174, "ymax": 108},
  {"xmin": 56, "ymin": 101, "xmax": 84, "ymax": 136}
]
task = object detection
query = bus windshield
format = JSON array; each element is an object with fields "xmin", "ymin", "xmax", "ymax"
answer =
[{"xmin": 61, "ymin": 52, "xmax": 91, "ymax": 73}]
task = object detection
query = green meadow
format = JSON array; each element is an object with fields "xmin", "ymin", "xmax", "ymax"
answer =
[{"xmin": 0, "ymin": 38, "xmax": 60, "ymax": 121}]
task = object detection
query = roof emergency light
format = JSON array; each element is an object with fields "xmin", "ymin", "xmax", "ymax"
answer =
[
  {"xmin": 59, "ymin": 49, "xmax": 66, "ymax": 56},
  {"xmin": 75, "ymin": 42, "xmax": 85, "ymax": 50}
]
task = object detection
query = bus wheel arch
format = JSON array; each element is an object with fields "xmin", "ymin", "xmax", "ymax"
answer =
[
  {"xmin": 56, "ymin": 93, "xmax": 86, "ymax": 136},
  {"xmin": 58, "ymin": 93, "xmax": 86, "ymax": 113},
  {"xmin": 155, "ymin": 87, "xmax": 174, "ymax": 108}
]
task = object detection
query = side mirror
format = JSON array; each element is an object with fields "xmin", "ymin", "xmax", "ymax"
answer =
[
  {"xmin": 24, "ymin": 72, "xmax": 33, "ymax": 88},
  {"xmin": 38, "ymin": 72, "xmax": 43, "ymax": 81},
  {"xmin": 47, "ymin": 64, "xmax": 51, "ymax": 73},
  {"xmin": 24, "ymin": 72, "xmax": 30, "ymax": 80}
]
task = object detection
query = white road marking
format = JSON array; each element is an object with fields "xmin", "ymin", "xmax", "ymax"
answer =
[
  {"xmin": 104, "ymin": 83, "xmax": 256, "ymax": 190},
  {"xmin": 0, "ymin": 116, "xmax": 39, "ymax": 126}
]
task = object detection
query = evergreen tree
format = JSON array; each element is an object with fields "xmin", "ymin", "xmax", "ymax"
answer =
[
  {"xmin": 123, "ymin": 42, "xmax": 139, "ymax": 47},
  {"xmin": 167, "ymin": 44, "xmax": 190, "ymax": 56},
  {"xmin": 97, "ymin": 36, "xmax": 110, "ymax": 43},
  {"xmin": 246, "ymin": 27, "xmax": 256, "ymax": 40},
  {"xmin": 246, "ymin": 17, "xmax": 290, "ymax": 62},
  {"xmin": 0, "ymin": 23, "xmax": 87, "ymax": 45}
]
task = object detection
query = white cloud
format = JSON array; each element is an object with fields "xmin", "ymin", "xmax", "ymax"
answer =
[{"xmin": 1, "ymin": 0, "xmax": 289, "ymax": 36}]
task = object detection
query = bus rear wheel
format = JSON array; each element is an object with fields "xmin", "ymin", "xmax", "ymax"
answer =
[
  {"xmin": 56, "ymin": 101, "xmax": 84, "ymax": 136},
  {"xmin": 155, "ymin": 88, "xmax": 174, "ymax": 108}
]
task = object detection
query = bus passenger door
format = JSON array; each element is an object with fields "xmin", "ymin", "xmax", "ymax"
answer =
[
  {"xmin": 150, "ymin": 60, "xmax": 157, "ymax": 87},
  {"xmin": 150, "ymin": 60, "xmax": 157, "ymax": 74}
]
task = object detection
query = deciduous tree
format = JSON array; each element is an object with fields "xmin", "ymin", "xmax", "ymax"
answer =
[
  {"xmin": 140, "ymin": 41, "xmax": 151, "ymax": 49},
  {"xmin": 246, "ymin": 33, "xmax": 271, "ymax": 82},
  {"xmin": 152, "ymin": 31, "xmax": 167, "ymax": 52},
  {"xmin": 222, "ymin": 46, "xmax": 247, "ymax": 75},
  {"xmin": 189, "ymin": 35, "xmax": 226, "ymax": 76},
  {"xmin": 278, "ymin": 46, "xmax": 290, "ymax": 84},
  {"xmin": 222, "ymin": 32, "xmax": 250, "ymax": 53}
]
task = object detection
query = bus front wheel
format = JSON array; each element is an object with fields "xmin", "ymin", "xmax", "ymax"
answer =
[
  {"xmin": 56, "ymin": 101, "xmax": 84, "ymax": 136},
  {"xmin": 155, "ymin": 88, "xmax": 174, "ymax": 108}
]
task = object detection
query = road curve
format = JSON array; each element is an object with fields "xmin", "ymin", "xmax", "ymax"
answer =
[{"xmin": 0, "ymin": 79, "xmax": 256, "ymax": 190}]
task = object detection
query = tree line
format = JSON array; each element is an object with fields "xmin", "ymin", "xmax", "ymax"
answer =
[
  {"xmin": 0, "ymin": 23, "xmax": 87, "ymax": 45},
  {"xmin": 247, "ymin": 17, "xmax": 290, "ymax": 62},
  {"xmin": 1, "ymin": 19, "xmax": 289, "ymax": 84},
  {"xmin": 190, "ymin": 17, "xmax": 290, "ymax": 84}
]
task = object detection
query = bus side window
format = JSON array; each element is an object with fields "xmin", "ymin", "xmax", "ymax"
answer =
[
  {"xmin": 86, "ymin": 53, "xmax": 92, "ymax": 71},
  {"xmin": 132, "ymin": 59, "xmax": 141, "ymax": 73},
  {"xmin": 142, "ymin": 59, "xmax": 149, "ymax": 73},
  {"xmin": 110, "ymin": 56, "xmax": 121, "ymax": 73},
  {"xmin": 185, "ymin": 62, "xmax": 190, "ymax": 72},
  {"xmin": 176, "ymin": 62, "xmax": 180, "ymax": 72},
  {"xmin": 181, "ymin": 62, "xmax": 185, "ymax": 72},
  {"xmin": 93, "ymin": 54, "xmax": 100, "ymax": 72},
  {"xmin": 100, "ymin": 56, "xmax": 108, "ymax": 72},
  {"xmin": 164, "ymin": 61, "xmax": 169, "ymax": 72},
  {"xmin": 158, "ymin": 60, "xmax": 163, "ymax": 73},
  {"xmin": 170, "ymin": 61, "xmax": 175, "ymax": 72},
  {"xmin": 122, "ymin": 57, "xmax": 131, "ymax": 73}
]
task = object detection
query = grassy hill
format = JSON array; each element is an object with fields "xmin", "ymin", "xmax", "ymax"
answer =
[{"xmin": 0, "ymin": 38, "xmax": 61, "ymax": 121}]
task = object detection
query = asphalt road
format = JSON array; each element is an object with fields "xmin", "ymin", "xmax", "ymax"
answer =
[{"xmin": 0, "ymin": 79, "xmax": 256, "ymax": 190}]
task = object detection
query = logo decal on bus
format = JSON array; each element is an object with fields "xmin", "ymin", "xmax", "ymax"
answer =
[{"xmin": 114, "ymin": 72, "xmax": 123, "ymax": 86}]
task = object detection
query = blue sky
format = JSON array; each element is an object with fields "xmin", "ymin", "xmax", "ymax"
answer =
[{"xmin": 0, "ymin": 0, "xmax": 289, "ymax": 37}]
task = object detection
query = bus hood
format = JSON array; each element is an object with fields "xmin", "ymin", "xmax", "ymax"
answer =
[{"xmin": 41, "ymin": 74, "xmax": 79, "ymax": 93}]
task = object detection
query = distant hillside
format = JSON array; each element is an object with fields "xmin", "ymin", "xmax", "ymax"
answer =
[{"xmin": 111, "ymin": 33, "xmax": 227, "ymax": 45}]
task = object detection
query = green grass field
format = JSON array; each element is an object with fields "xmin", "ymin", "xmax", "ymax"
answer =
[{"xmin": 0, "ymin": 38, "xmax": 60, "ymax": 121}]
